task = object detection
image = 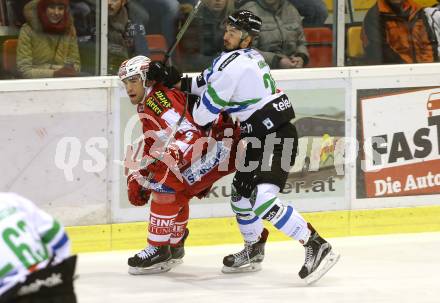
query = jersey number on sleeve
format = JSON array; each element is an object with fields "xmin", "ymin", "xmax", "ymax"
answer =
[
  {"xmin": 2, "ymin": 220, "xmax": 49, "ymax": 269},
  {"xmin": 263, "ymin": 73, "xmax": 276, "ymax": 94}
]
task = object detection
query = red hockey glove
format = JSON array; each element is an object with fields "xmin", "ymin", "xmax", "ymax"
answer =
[
  {"xmin": 127, "ymin": 172, "xmax": 151, "ymax": 206},
  {"xmin": 210, "ymin": 112, "xmax": 238, "ymax": 141}
]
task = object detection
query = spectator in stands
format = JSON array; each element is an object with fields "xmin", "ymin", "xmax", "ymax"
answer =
[
  {"xmin": 235, "ymin": 0, "xmax": 328, "ymax": 26},
  {"xmin": 140, "ymin": 0, "xmax": 180, "ymax": 46},
  {"xmin": 178, "ymin": 0, "xmax": 235, "ymax": 71},
  {"xmin": 128, "ymin": 0, "xmax": 150, "ymax": 30},
  {"xmin": 362, "ymin": 0, "xmax": 438, "ymax": 64},
  {"xmin": 238, "ymin": 0, "xmax": 309, "ymax": 68},
  {"xmin": 424, "ymin": 0, "xmax": 440, "ymax": 58},
  {"xmin": 288, "ymin": 0, "xmax": 328, "ymax": 26},
  {"xmin": 8, "ymin": 0, "xmax": 31, "ymax": 27},
  {"xmin": 16, "ymin": 0, "xmax": 81, "ymax": 78},
  {"xmin": 70, "ymin": 0, "xmax": 93, "ymax": 39},
  {"xmin": 107, "ymin": 0, "xmax": 149, "ymax": 75}
]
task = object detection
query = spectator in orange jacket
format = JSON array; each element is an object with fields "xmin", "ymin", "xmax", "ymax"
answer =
[{"xmin": 361, "ymin": 0, "xmax": 438, "ymax": 65}]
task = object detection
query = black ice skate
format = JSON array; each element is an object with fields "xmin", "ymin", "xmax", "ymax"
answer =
[
  {"xmin": 128, "ymin": 245, "xmax": 172, "ymax": 275},
  {"xmin": 168, "ymin": 228, "xmax": 189, "ymax": 267},
  {"xmin": 222, "ymin": 228, "xmax": 269, "ymax": 273},
  {"xmin": 298, "ymin": 223, "xmax": 340, "ymax": 284}
]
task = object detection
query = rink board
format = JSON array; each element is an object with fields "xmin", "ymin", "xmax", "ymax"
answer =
[
  {"xmin": 1, "ymin": 65, "xmax": 440, "ymax": 253},
  {"xmin": 66, "ymin": 205, "xmax": 440, "ymax": 253}
]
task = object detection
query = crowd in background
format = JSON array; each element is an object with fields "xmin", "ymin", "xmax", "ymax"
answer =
[{"xmin": 0, "ymin": 0, "xmax": 439, "ymax": 79}]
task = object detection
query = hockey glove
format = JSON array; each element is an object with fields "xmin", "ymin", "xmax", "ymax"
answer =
[
  {"xmin": 147, "ymin": 61, "xmax": 183, "ymax": 88},
  {"xmin": 210, "ymin": 112, "xmax": 240, "ymax": 142},
  {"xmin": 147, "ymin": 61, "xmax": 168, "ymax": 83},
  {"xmin": 127, "ymin": 172, "xmax": 152, "ymax": 206},
  {"xmin": 164, "ymin": 65, "xmax": 183, "ymax": 88}
]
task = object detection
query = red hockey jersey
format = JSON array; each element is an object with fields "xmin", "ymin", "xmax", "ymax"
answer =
[{"xmin": 136, "ymin": 83, "xmax": 236, "ymax": 198}]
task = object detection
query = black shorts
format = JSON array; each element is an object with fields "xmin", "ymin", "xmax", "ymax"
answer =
[
  {"xmin": 0, "ymin": 256, "xmax": 77, "ymax": 303},
  {"xmin": 233, "ymin": 122, "xmax": 298, "ymax": 198}
]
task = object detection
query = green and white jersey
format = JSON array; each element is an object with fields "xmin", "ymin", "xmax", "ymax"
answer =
[
  {"xmin": 0, "ymin": 192, "xmax": 70, "ymax": 296},
  {"xmin": 191, "ymin": 48, "xmax": 284, "ymax": 126}
]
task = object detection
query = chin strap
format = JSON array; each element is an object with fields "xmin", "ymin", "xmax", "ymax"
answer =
[
  {"xmin": 140, "ymin": 86, "xmax": 151, "ymax": 104},
  {"xmin": 239, "ymin": 31, "xmax": 254, "ymax": 49},
  {"xmin": 240, "ymin": 30, "xmax": 249, "ymax": 43}
]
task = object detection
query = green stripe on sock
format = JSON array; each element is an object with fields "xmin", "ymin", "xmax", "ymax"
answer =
[
  {"xmin": 230, "ymin": 203, "xmax": 253, "ymax": 213},
  {"xmin": 42, "ymin": 220, "xmax": 61, "ymax": 244},
  {"xmin": 254, "ymin": 197, "xmax": 277, "ymax": 217}
]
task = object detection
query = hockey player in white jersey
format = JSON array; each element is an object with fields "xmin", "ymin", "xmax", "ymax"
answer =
[
  {"xmin": 0, "ymin": 192, "xmax": 77, "ymax": 303},
  {"xmin": 153, "ymin": 10, "xmax": 340, "ymax": 284}
]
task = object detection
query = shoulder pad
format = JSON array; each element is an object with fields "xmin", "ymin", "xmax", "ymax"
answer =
[{"xmin": 218, "ymin": 52, "xmax": 241, "ymax": 71}]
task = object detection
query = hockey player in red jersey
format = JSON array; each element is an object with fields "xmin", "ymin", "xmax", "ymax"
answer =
[{"xmin": 118, "ymin": 55, "xmax": 238, "ymax": 275}]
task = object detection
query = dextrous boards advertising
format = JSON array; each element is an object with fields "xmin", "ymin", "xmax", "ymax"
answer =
[
  {"xmin": 357, "ymin": 87, "xmax": 440, "ymax": 198},
  {"xmin": 119, "ymin": 88, "xmax": 347, "ymax": 215}
]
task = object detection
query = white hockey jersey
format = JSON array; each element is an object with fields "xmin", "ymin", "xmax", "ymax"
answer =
[
  {"xmin": 190, "ymin": 48, "xmax": 286, "ymax": 127},
  {"xmin": 0, "ymin": 193, "xmax": 70, "ymax": 296}
]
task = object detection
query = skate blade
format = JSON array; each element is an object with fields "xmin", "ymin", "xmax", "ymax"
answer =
[
  {"xmin": 128, "ymin": 261, "xmax": 172, "ymax": 275},
  {"xmin": 221, "ymin": 262, "xmax": 262, "ymax": 274},
  {"xmin": 167, "ymin": 258, "xmax": 183, "ymax": 268},
  {"xmin": 304, "ymin": 250, "xmax": 340, "ymax": 285}
]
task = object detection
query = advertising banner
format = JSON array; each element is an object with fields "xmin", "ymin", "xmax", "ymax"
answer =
[
  {"xmin": 357, "ymin": 87, "xmax": 440, "ymax": 198},
  {"xmin": 114, "ymin": 86, "xmax": 346, "ymax": 222}
]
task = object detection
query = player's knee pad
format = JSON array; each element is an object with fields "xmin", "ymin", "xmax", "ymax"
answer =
[
  {"xmin": 252, "ymin": 183, "xmax": 284, "ymax": 221},
  {"xmin": 230, "ymin": 185, "xmax": 263, "ymax": 242},
  {"xmin": 232, "ymin": 173, "xmax": 256, "ymax": 198},
  {"xmin": 252, "ymin": 183, "xmax": 310, "ymax": 241},
  {"xmin": 230, "ymin": 184, "xmax": 253, "ymax": 216}
]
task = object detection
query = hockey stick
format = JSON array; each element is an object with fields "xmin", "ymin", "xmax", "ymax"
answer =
[
  {"xmin": 136, "ymin": 2, "xmax": 203, "ymax": 189},
  {"xmin": 163, "ymin": 0, "xmax": 203, "ymax": 64},
  {"xmin": 140, "ymin": 76, "xmax": 190, "ymax": 190}
]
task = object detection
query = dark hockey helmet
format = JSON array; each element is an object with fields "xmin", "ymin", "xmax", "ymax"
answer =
[{"xmin": 227, "ymin": 10, "xmax": 262, "ymax": 36}]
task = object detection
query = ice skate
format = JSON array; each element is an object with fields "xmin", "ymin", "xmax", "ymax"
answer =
[
  {"xmin": 128, "ymin": 245, "xmax": 172, "ymax": 275},
  {"xmin": 298, "ymin": 224, "xmax": 340, "ymax": 285},
  {"xmin": 168, "ymin": 228, "xmax": 189, "ymax": 267},
  {"xmin": 222, "ymin": 228, "xmax": 269, "ymax": 273}
]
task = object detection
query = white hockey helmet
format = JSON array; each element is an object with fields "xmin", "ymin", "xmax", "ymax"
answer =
[{"xmin": 118, "ymin": 55, "xmax": 152, "ymax": 83}]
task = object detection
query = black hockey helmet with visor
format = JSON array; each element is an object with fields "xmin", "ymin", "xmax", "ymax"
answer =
[{"xmin": 227, "ymin": 10, "xmax": 262, "ymax": 37}]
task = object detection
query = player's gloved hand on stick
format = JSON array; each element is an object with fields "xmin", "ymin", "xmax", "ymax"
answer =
[
  {"xmin": 127, "ymin": 172, "xmax": 152, "ymax": 206},
  {"xmin": 164, "ymin": 65, "xmax": 183, "ymax": 88},
  {"xmin": 147, "ymin": 61, "xmax": 183, "ymax": 88},
  {"xmin": 147, "ymin": 61, "xmax": 168, "ymax": 83}
]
